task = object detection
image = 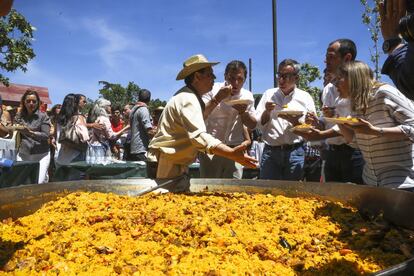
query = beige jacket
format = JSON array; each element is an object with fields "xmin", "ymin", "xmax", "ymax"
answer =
[{"xmin": 148, "ymin": 86, "xmax": 222, "ymax": 166}]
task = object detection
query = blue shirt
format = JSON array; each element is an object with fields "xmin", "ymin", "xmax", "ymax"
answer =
[{"xmin": 382, "ymin": 42, "xmax": 414, "ymax": 101}]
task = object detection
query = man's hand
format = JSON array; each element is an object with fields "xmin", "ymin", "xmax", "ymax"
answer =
[
  {"xmin": 305, "ymin": 112, "xmax": 323, "ymax": 129},
  {"xmin": 215, "ymin": 84, "xmax": 232, "ymax": 102},
  {"xmin": 379, "ymin": 0, "xmax": 406, "ymax": 40},
  {"xmin": 230, "ymin": 144, "xmax": 258, "ymax": 169},
  {"xmin": 265, "ymin": 102, "xmax": 277, "ymax": 112},
  {"xmin": 321, "ymin": 106, "xmax": 336, "ymax": 118},
  {"xmin": 232, "ymin": 104, "xmax": 248, "ymax": 115},
  {"xmin": 260, "ymin": 102, "xmax": 277, "ymax": 125}
]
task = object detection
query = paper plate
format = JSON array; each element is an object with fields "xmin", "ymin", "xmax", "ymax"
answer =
[
  {"xmin": 275, "ymin": 110, "xmax": 304, "ymax": 116},
  {"xmin": 223, "ymin": 99, "xmax": 253, "ymax": 106},
  {"xmin": 290, "ymin": 125, "xmax": 314, "ymax": 132},
  {"xmin": 325, "ymin": 117, "xmax": 362, "ymax": 126}
]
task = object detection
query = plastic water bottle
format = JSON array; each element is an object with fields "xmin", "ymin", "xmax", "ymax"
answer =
[
  {"xmin": 86, "ymin": 146, "xmax": 91, "ymax": 164},
  {"xmin": 0, "ymin": 158, "xmax": 14, "ymax": 172},
  {"xmin": 90, "ymin": 146, "xmax": 96, "ymax": 164},
  {"xmin": 96, "ymin": 146, "xmax": 104, "ymax": 164}
]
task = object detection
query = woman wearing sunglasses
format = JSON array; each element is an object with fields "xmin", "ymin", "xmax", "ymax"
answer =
[{"xmin": 14, "ymin": 90, "xmax": 51, "ymax": 183}]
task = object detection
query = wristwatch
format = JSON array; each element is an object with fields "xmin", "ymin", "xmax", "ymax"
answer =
[{"xmin": 382, "ymin": 37, "xmax": 402, "ymax": 54}]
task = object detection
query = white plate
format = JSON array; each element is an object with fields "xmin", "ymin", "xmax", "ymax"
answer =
[
  {"xmin": 223, "ymin": 99, "xmax": 253, "ymax": 106},
  {"xmin": 275, "ymin": 110, "xmax": 304, "ymax": 116},
  {"xmin": 325, "ymin": 117, "xmax": 362, "ymax": 126}
]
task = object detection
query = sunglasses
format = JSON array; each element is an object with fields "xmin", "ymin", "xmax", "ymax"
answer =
[
  {"xmin": 25, "ymin": 99, "xmax": 38, "ymax": 104},
  {"xmin": 276, "ymin": 73, "xmax": 297, "ymax": 80}
]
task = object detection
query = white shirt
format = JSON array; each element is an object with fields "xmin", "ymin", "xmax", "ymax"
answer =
[
  {"xmin": 321, "ymin": 83, "xmax": 339, "ymax": 108},
  {"xmin": 203, "ymin": 82, "xmax": 255, "ymax": 145},
  {"xmin": 256, "ymin": 87, "xmax": 316, "ymax": 146},
  {"xmin": 320, "ymin": 83, "xmax": 350, "ymax": 145}
]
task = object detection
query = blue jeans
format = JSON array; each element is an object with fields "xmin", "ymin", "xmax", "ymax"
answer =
[
  {"xmin": 324, "ymin": 144, "xmax": 364, "ymax": 184},
  {"xmin": 260, "ymin": 143, "xmax": 305, "ymax": 180}
]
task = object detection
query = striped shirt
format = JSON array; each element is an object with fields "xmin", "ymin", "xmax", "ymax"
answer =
[{"xmin": 353, "ymin": 84, "xmax": 414, "ymax": 189}]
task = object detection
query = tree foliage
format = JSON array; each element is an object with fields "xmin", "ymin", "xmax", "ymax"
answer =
[
  {"xmin": 98, "ymin": 81, "xmax": 166, "ymax": 111},
  {"xmin": 0, "ymin": 9, "xmax": 35, "ymax": 85},
  {"xmin": 360, "ymin": 0, "xmax": 382, "ymax": 79},
  {"xmin": 297, "ymin": 63, "xmax": 322, "ymax": 111}
]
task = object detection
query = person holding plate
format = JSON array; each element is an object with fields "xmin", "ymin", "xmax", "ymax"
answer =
[
  {"xmin": 256, "ymin": 59, "xmax": 316, "ymax": 180},
  {"xmin": 147, "ymin": 54, "xmax": 257, "ymax": 192},
  {"xmin": 200, "ymin": 60, "xmax": 256, "ymax": 179},
  {"xmin": 297, "ymin": 39, "xmax": 364, "ymax": 184},
  {"xmin": 336, "ymin": 61, "xmax": 414, "ymax": 191}
]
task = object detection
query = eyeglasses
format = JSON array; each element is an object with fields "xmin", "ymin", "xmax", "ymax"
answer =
[
  {"xmin": 25, "ymin": 99, "xmax": 38, "ymax": 104},
  {"xmin": 276, "ymin": 73, "xmax": 297, "ymax": 80}
]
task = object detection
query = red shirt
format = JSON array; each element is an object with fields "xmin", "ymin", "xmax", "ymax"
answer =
[{"xmin": 111, "ymin": 119, "xmax": 124, "ymax": 132}]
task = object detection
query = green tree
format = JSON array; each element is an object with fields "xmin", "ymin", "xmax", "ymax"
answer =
[
  {"xmin": 360, "ymin": 0, "xmax": 382, "ymax": 79},
  {"xmin": 148, "ymin": 98, "xmax": 167, "ymax": 111},
  {"xmin": 297, "ymin": 63, "xmax": 322, "ymax": 111},
  {"xmin": 98, "ymin": 80, "xmax": 166, "ymax": 112},
  {"xmin": 0, "ymin": 9, "xmax": 35, "ymax": 85}
]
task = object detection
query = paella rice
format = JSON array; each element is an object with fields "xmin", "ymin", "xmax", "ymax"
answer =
[{"xmin": 0, "ymin": 191, "xmax": 413, "ymax": 275}]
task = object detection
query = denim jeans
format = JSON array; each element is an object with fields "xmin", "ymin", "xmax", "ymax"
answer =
[
  {"xmin": 324, "ymin": 145, "xmax": 364, "ymax": 184},
  {"xmin": 259, "ymin": 144, "xmax": 305, "ymax": 180}
]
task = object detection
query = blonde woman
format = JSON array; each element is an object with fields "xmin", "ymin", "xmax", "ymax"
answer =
[{"xmin": 336, "ymin": 61, "xmax": 414, "ymax": 191}]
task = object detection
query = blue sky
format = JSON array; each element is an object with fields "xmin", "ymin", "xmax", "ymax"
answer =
[{"xmin": 6, "ymin": 0, "xmax": 387, "ymax": 105}]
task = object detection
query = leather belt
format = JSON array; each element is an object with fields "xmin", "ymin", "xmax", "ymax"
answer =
[
  {"xmin": 328, "ymin": 144, "xmax": 352, "ymax": 151},
  {"xmin": 267, "ymin": 142, "xmax": 303, "ymax": 151}
]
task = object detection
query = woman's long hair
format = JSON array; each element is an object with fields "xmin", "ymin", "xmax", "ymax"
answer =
[
  {"xmin": 19, "ymin": 90, "xmax": 40, "ymax": 118},
  {"xmin": 88, "ymin": 98, "xmax": 111, "ymax": 123},
  {"xmin": 339, "ymin": 61, "xmax": 384, "ymax": 114},
  {"xmin": 57, "ymin": 93, "xmax": 79, "ymax": 126}
]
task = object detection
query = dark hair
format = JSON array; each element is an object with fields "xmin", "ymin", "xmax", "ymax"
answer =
[
  {"xmin": 75, "ymin": 94, "xmax": 86, "ymax": 107},
  {"xmin": 225, "ymin": 60, "xmax": 247, "ymax": 79},
  {"xmin": 20, "ymin": 90, "xmax": 40, "ymax": 117},
  {"xmin": 330, "ymin": 39, "xmax": 357, "ymax": 60},
  {"xmin": 57, "ymin": 93, "xmax": 79, "ymax": 126},
  {"xmin": 112, "ymin": 104, "xmax": 122, "ymax": 113},
  {"xmin": 139, "ymin": 89, "xmax": 151, "ymax": 103},
  {"xmin": 51, "ymin": 104, "xmax": 62, "ymax": 115},
  {"xmin": 278, "ymin": 59, "xmax": 300, "ymax": 74}
]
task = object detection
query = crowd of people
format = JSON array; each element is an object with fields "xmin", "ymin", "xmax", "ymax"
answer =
[{"xmin": 1, "ymin": 0, "xmax": 413, "ymax": 192}]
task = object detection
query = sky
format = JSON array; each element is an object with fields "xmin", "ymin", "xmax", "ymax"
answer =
[{"xmin": 5, "ymin": 0, "xmax": 389, "ymax": 106}]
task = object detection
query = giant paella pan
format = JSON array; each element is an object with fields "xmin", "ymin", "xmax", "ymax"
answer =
[{"xmin": 1, "ymin": 179, "xmax": 414, "ymax": 275}]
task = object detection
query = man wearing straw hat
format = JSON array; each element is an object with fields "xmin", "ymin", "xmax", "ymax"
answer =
[{"xmin": 147, "ymin": 54, "xmax": 257, "ymax": 192}]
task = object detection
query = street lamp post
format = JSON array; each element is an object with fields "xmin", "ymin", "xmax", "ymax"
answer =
[{"xmin": 272, "ymin": 0, "xmax": 278, "ymax": 88}]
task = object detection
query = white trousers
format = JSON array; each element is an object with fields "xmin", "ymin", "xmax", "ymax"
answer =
[{"xmin": 17, "ymin": 151, "xmax": 51, "ymax": 184}]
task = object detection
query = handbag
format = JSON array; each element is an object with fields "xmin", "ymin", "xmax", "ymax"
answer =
[{"xmin": 58, "ymin": 116, "xmax": 88, "ymax": 151}]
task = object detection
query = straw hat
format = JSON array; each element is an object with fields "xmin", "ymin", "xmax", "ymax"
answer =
[{"xmin": 176, "ymin": 54, "xmax": 219, "ymax": 80}]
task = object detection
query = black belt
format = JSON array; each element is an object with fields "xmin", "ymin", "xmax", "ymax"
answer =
[
  {"xmin": 328, "ymin": 144, "xmax": 352, "ymax": 151},
  {"xmin": 267, "ymin": 142, "xmax": 303, "ymax": 151}
]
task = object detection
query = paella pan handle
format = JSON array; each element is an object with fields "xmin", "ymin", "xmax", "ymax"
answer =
[
  {"xmin": 135, "ymin": 175, "xmax": 186, "ymax": 196},
  {"xmin": 372, "ymin": 257, "xmax": 414, "ymax": 275}
]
